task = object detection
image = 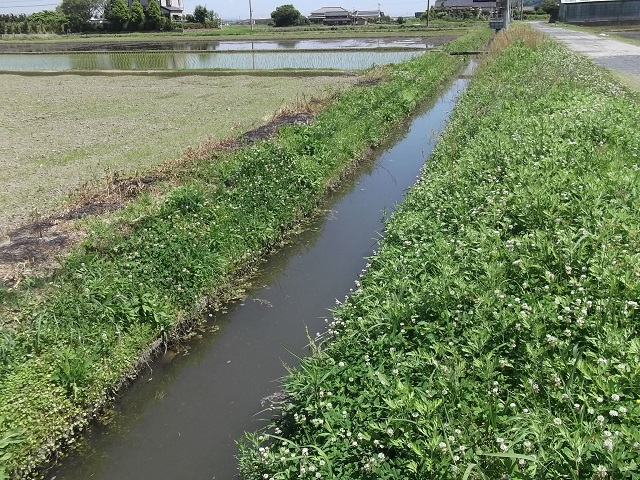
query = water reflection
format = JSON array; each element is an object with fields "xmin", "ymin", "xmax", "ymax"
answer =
[{"xmin": 0, "ymin": 50, "xmax": 423, "ymax": 71}]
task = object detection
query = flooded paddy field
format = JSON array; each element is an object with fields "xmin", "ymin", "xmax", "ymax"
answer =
[
  {"xmin": 0, "ymin": 36, "xmax": 451, "ymax": 73},
  {"xmin": 0, "ymin": 36, "xmax": 455, "ymax": 53},
  {"xmin": 0, "ymin": 50, "xmax": 424, "ymax": 72}
]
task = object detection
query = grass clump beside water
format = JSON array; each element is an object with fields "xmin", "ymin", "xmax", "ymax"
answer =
[
  {"xmin": 237, "ymin": 26, "xmax": 640, "ymax": 479},
  {"xmin": 0, "ymin": 28, "xmax": 492, "ymax": 477}
]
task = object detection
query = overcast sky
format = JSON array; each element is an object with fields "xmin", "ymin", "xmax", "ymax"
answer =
[{"xmin": 2, "ymin": 0, "xmax": 430, "ymax": 19}]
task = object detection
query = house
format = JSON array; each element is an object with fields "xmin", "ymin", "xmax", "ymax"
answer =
[
  {"xmin": 558, "ymin": 0, "xmax": 640, "ymax": 24},
  {"xmin": 309, "ymin": 6, "xmax": 353, "ymax": 24},
  {"xmin": 128, "ymin": 0, "xmax": 184, "ymax": 20},
  {"xmin": 353, "ymin": 10, "xmax": 382, "ymax": 24}
]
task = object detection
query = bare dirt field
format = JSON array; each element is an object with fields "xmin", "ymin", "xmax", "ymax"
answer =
[{"xmin": 0, "ymin": 73, "xmax": 356, "ymax": 237}]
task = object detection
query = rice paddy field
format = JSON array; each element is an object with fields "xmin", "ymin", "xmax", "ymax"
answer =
[
  {"xmin": 0, "ymin": 73, "xmax": 356, "ymax": 236},
  {"xmin": 238, "ymin": 26, "xmax": 640, "ymax": 479}
]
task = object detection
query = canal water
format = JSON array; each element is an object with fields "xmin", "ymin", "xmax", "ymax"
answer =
[{"xmin": 47, "ymin": 73, "xmax": 471, "ymax": 480}]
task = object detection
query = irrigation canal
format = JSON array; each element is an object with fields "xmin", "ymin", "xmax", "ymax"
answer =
[{"xmin": 47, "ymin": 70, "xmax": 472, "ymax": 480}]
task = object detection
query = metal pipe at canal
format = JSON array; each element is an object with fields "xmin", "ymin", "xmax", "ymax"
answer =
[{"xmin": 48, "ymin": 74, "xmax": 471, "ymax": 480}]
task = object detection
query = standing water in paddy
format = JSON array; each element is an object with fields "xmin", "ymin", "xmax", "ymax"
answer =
[{"xmin": 47, "ymin": 74, "xmax": 472, "ymax": 480}]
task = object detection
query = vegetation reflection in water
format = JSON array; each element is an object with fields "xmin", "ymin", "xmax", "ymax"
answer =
[{"xmin": 0, "ymin": 50, "xmax": 424, "ymax": 71}]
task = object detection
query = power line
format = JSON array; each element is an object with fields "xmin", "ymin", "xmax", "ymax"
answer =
[{"xmin": 0, "ymin": 3, "xmax": 58, "ymax": 8}]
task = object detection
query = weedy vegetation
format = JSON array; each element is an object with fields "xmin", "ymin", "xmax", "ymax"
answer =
[
  {"xmin": 238, "ymin": 25, "xmax": 640, "ymax": 479},
  {"xmin": 0, "ymin": 28, "xmax": 491, "ymax": 477}
]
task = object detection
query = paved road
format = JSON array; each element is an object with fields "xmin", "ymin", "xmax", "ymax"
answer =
[{"xmin": 530, "ymin": 21, "xmax": 640, "ymax": 81}]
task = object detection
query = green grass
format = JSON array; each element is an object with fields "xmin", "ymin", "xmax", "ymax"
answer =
[
  {"xmin": 237, "ymin": 25, "xmax": 640, "ymax": 479},
  {"xmin": 0, "ymin": 28, "xmax": 492, "ymax": 478}
]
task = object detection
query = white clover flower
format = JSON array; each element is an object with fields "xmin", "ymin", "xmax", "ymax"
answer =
[
  {"xmin": 553, "ymin": 418, "xmax": 563, "ymax": 426},
  {"xmin": 609, "ymin": 410, "xmax": 619, "ymax": 417},
  {"xmin": 611, "ymin": 394, "xmax": 620, "ymax": 401},
  {"xmin": 387, "ymin": 428, "xmax": 394, "ymax": 437},
  {"xmin": 378, "ymin": 452, "xmax": 385, "ymax": 460},
  {"xmin": 302, "ymin": 448, "xmax": 309, "ymax": 456},
  {"xmin": 338, "ymin": 361, "xmax": 345, "ymax": 367},
  {"xmin": 500, "ymin": 443, "xmax": 509, "ymax": 451},
  {"xmin": 597, "ymin": 415, "xmax": 605, "ymax": 423},
  {"xmin": 497, "ymin": 437, "xmax": 505, "ymax": 444},
  {"xmin": 439, "ymin": 442, "xmax": 447, "ymax": 450}
]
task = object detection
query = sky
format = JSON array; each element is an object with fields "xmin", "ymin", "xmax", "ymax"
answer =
[{"xmin": 1, "ymin": 0, "xmax": 430, "ymax": 20}]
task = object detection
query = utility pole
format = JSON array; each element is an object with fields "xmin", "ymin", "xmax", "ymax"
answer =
[
  {"xmin": 249, "ymin": 0, "xmax": 253, "ymax": 30},
  {"xmin": 426, "ymin": 0, "xmax": 430, "ymax": 27}
]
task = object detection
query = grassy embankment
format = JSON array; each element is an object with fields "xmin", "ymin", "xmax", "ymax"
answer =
[
  {"xmin": 238, "ymin": 25, "xmax": 640, "ymax": 479},
  {"xmin": 0, "ymin": 28, "xmax": 492, "ymax": 478}
]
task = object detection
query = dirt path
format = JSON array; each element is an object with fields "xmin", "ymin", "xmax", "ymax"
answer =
[{"xmin": 530, "ymin": 21, "xmax": 640, "ymax": 89}]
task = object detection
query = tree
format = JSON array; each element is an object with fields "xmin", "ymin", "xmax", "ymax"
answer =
[
  {"xmin": 129, "ymin": 0, "xmax": 144, "ymax": 29},
  {"xmin": 270, "ymin": 4, "xmax": 302, "ymax": 27},
  {"xmin": 205, "ymin": 9, "xmax": 218, "ymax": 21},
  {"xmin": 104, "ymin": 0, "xmax": 129, "ymax": 30},
  {"xmin": 59, "ymin": 0, "xmax": 97, "ymax": 30},
  {"xmin": 28, "ymin": 10, "xmax": 68, "ymax": 33},
  {"xmin": 541, "ymin": 0, "xmax": 559, "ymax": 20},
  {"xmin": 193, "ymin": 4, "xmax": 207, "ymax": 23},
  {"xmin": 145, "ymin": 0, "xmax": 162, "ymax": 29}
]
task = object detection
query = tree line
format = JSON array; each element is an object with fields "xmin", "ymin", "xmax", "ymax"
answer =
[{"xmin": 0, "ymin": 0, "xmax": 220, "ymax": 35}]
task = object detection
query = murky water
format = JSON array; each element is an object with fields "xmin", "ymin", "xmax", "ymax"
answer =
[
  {"xmin": 47, "ymin": 74, "xmax": 470, "ymax": 480},
  {"xmin": 0, "ymin": 50, "xmax": 423, "ymax": 71},
  {"xmin": 0, "ymin": 37, "xmax": 454, "ymax": 53}
]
